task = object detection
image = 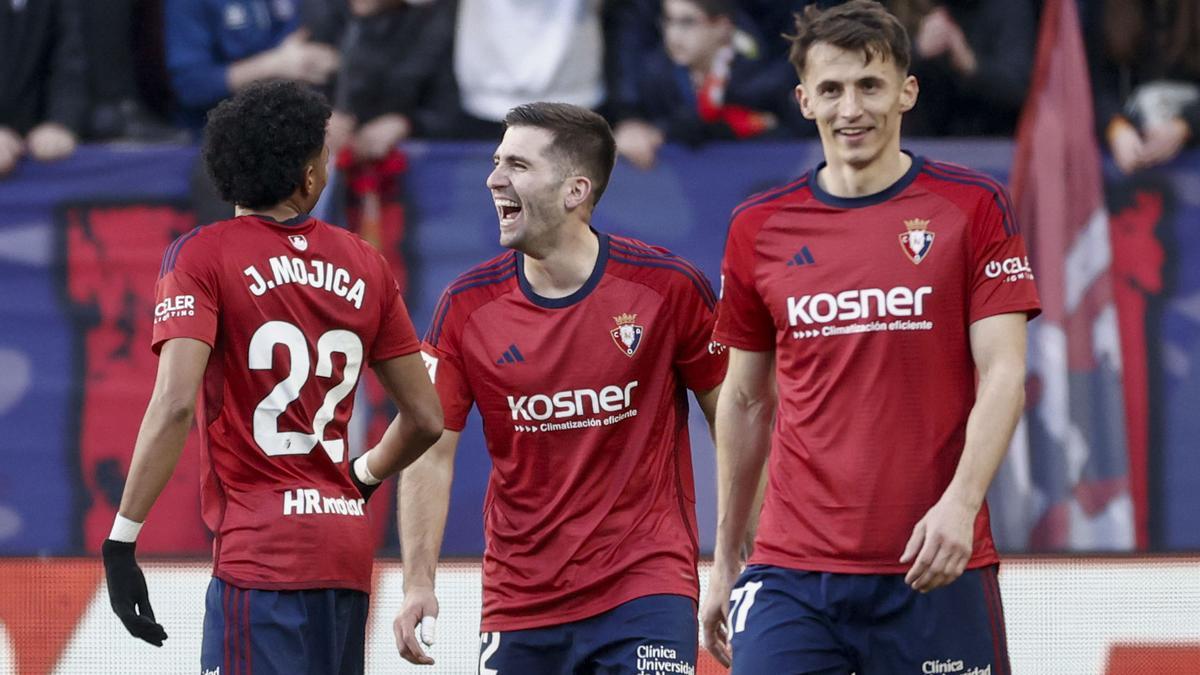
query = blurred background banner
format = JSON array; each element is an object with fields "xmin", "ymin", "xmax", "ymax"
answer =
[
  {"xmin": 1, "ymin": 138, "xmax": 1196, "ymax": 557},
  {"xmin": 992, "ymin": 0, "xmax": 1149, "ymax": 552},
  {"xmin": 2, "ymin": 557, "xmax": 1199, "ymax": 674}
]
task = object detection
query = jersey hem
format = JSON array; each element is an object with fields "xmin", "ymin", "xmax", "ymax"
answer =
[
  {"xmin": 689, "ymin": 369, "xmax": 727, "ymax": 394},
  {"xmin": 368, "ymin": 343, "xmax": 422, "ymax": 364},
  {"xmin": 970, "ymin": 301, "xmax": 1043, "ymax": 324},
  {"xmin": 151, "ymin": 333, "xmax": 216, "ymax": 356},
  {"xmin": 748, "ymin": 550, "xmax": 1001, "ymax": 574},
  {"xmin": 213, "ymin": 570, "xmax": 371, "ymax": 594},
  {"xmin": 479, "ymin": 583, "xmax": 698, "ymax": 632}
]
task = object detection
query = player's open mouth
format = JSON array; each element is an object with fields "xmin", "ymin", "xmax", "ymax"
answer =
[
  {"xmin": 836, "ymin": 127, "xmax": 871, "ymax": 139},
  {"xmin": 496, "ymin": 198, "xmax": 521, "ymax": 224}
]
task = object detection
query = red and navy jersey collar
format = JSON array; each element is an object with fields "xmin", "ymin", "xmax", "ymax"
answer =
[
  {"xmin": 516, "ymin": 230, "xmax": 610, "ymax": 309},
  {"xmin": 808, "ymin": 151, "xmax": 924, "ymax": 209}
]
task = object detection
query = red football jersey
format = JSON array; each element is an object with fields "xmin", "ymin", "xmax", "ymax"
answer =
[
  {"xmin": 151, "ymin": 214, "xmax": 419, "ymax": 592},
  {"xmin": 713, "ymin": 156, "xmax": 1041, "ymax": 574},
  {"xmin": 423, "ymin": 232, "xmax": 726, "ymax": 631}
]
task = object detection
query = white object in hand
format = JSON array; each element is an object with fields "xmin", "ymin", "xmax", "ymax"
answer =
[{"xmin": 419, "ymin": 616, "xmax": 437, "ymax": 646}]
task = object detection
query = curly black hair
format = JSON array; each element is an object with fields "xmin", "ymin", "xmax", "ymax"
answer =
[{"xmin": 202, "ymin": 80, "xmax": 332, "ymax": 209}]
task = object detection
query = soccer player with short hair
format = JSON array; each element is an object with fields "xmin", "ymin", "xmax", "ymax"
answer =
[
  {"xmin": 393, "ymin": 102, "xmax": 726, "ymax": 673},
  {"xmin": 100, "ymin": 80, "xmax": 443, "ymax": 674},
  {"xmin": 700, "ymin": 2, "xmax": 1040, "ymax": 672}
]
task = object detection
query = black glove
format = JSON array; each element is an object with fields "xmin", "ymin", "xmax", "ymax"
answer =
[
  {"xmin": 101, "ymin": 539, "xmax": 168, "ymax": 646},
  {"xmin": 348, "ymin": 456, "xmax": 381, "ymax": 502}
]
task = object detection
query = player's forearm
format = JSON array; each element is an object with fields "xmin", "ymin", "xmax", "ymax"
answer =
[
  {"xmin": 945, "ymin": 360, "xmax": 1025, "ymax": 512},
  {"xmin": 712, "ymin": 391, "xmax": 772, "ymax": 570},
  {"xmin": 367, "ymin": 413, "xmax": 444, "ymax": 479},
  {"xmin": 695, "ymin": 385, "xmax": 721, "ymax": 445},
  {"xmin": 117, "ymin": 398, "xmax": 195, "ymax": 523},
  {"xmin": 398, "ymin": 434, "xmax": 456, "ymax": 590}
]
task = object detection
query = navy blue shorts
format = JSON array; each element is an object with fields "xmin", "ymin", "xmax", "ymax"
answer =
[
  {"xmin": 200, "ymin": 577, "xmax": 370, "ymax": 675},
  {"xmin": 728, "ymin": 564, "xmax": 1009, "ymax": 675},
  {"xmin": 478, "ymin": 594, "xmax": 697, "ymax": 675}
]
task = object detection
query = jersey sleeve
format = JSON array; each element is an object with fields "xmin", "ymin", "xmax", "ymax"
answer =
[
  {"xmin": 969, "ymin": 188, "xmax": 1042, "ymax": 324},
  {"xmin": 671, "ymin": 267, "xmax": 728, "ymax": 392},
  {"xmin": 712, "ymin": 214, "xmax": 775, "ymax": 351},
  {"xmin": 421, "ymin": 292, "xmax": 474, "ymax": 432},
  {"xmin": 369, "ymin": 251, "xmax": 421, "ymax": 363},
  {"xmin": 151, "ymin": 231, "xmax": 219, "ymax": 354}
]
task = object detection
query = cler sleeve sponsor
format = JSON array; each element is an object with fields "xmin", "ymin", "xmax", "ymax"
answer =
[
  {"xmin": 151, "ymin": 229, "xmax": 219, "ymax": 354},
  {"xmin": 968, "ymin": 186, "xmax": 1042, "ymax": 323}
]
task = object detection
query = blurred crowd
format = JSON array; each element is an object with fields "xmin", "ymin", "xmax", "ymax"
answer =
[{"xmin": 1, "ymin": 0, "xmax": 1197, "ymax": 176}]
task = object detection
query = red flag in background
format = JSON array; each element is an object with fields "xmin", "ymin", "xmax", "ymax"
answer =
[{"xmin": 994, "ymin": 0, "xmax": 1148, "ymax": 550}]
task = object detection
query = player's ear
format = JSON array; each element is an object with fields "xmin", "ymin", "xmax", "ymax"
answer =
[
  {"xmin": 899, "ymin": 73, "xmax": 918, "ymax": 113},
  {"xmin": 564, "ymin": 175, "xmax": 593, "ymax": 211},
  {"xmin": 301, "ymin": 162, "xmax": 317, "ymax": 196},
  {"xmin": 796, "ymin": 84, "xmax": 815, "ymax": 120}
]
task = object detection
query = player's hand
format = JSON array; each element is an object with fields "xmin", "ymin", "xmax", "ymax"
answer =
[
  {"xmin": 27, "ymin": 122, "xmax": 76, "ymax": 162},
  {"xmin": 0, "ymin": 126, "xmax": 24, "ymax": 176},
  {"xmin": 394, "ymin": 585, "xmax": 439, "ymax": 665},
  {"xmin": 271, "ymin": 30, "xmax": 340, "ymax": 85},
  {"xmin": 900, "ymin": 494, "xmax": 976, "ymax": 593},
  {"xmin": 326, "ymin": 110, "xmax": 357, "ymax": 158},
  {"xmin": 1109, "ymin": 119, "xmax": 1146, "ymax": 174},
  {"xmin": 101, "ymin": 539, "xmax": 168, "ymax": 646},
  {"xmin": 914, "ymin": 7, "xmax": 954, "ymax": 59},
  {"xmin": 1140, "ymin": 117, "xmax": 1190, "ymax": 169},
  {"xmin": 614, "ymin": 119, "xmax": 664, "ymax": 171},
  {"xmin": 353, "ymin": 114, "xmax": 411, "ymax": 160},
  {"xmin": 700, "ymin": 560, "xmax": 739, "ymax": 668},
  {"xmin": 348, "ymin": 455, "xmax": 381, "ymax": 502}
]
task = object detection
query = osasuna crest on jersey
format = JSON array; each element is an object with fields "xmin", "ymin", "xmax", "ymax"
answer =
[
  {"xmin": 611, "ymin": 313, "xmax": 644, "ymax": 357},
  {"xmin": 899, "ymin": 218, "xmax": 934, "ymax": 264},
  {"xmin": 289, "ymin": 234, "xmax": 308, "ymax": 251}
]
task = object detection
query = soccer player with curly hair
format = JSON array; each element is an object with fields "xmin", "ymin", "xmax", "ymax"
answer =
[{"xmin": 101, "ymin": 80, "xmax": 443, "ymax": 674}]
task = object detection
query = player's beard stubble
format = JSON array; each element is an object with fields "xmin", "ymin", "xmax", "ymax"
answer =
[{"xmin": 500, "ymin": 185, "xmax": 568, "ymax": 257}]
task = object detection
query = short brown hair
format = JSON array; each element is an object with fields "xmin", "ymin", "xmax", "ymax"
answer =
[
  {"xmin": 675, "ymin": 0, "xmax": 736, "ymax": 19},
  {"xmin": 503, "ymin": 102, "xmax": 617, "ymax": 208},
  {"xmin": 787, "ymin": 0, "xmax": 911, "ymax": 81}
]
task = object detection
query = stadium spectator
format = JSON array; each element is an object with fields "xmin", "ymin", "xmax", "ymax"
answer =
[
  {"xmin": 452, "ymin": 0, "xmax": 605, "ymax": 138},
  {"xmin": 168, "ymin": 1, "xmax": 351, "ymax": 228},
  {"xmin": 1090, "ymin": 0, "xmax": 1200, "ymax": 174},
  {"xmin": 613, "ymin": 0, "xmax": 810, "ymax": 170},
  {"xmin": 700, "ymin": 2, "xmax": 1039, "ymax": 672},
  {"xmin": 82, "ymin": 0, "xmax": 187, "ymax": 142},
  {"xmin": 100, "ymin": 81, "xmax": 443, "ymax": 670},
  {"xmin": 334, "ymin": 0, "xmax": 459, "ymax": 157},
  {"xmin": 393, "ymin": 102, "xmax": 725, "ymax": 672},
  {"xmin": 164, "ymin": 0, "xmax": 342, "ymax": 132},
  {"xmin": 0, "ymin": 0, "xmax": 87, "ymax": 176},
  {"xmin": 888, "ymin": 0, "xmax": 1035, "ymax": 136}
]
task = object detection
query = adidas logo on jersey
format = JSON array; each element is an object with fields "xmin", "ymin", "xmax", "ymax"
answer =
[
  {"xmin": 496, "ymin": 344, "xmax": 525, "ymax": 365},
  {"xmin": 787, "ymin": 286, "xmax": 933, "ymax": 325},
  {"xmin": 786, "ymin": 246, "xmax": 816, "ymax": 267}
]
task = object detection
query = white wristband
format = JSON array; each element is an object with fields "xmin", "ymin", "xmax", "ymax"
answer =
[
  {"xmin": 354, "ymin": 451, "xmax": 382, "ymax": 486},
  {"xmin": 109, "ymin": 514, "xmax": 144, "ymax": 543}
]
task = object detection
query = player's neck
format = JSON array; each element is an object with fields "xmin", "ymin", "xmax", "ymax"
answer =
[
  {"xmin": 235, "ymin": 199, "xmax": 306, "ymax": 222},
  {"xmin": 521, "ymin": 225, "xmax": 600, "ymax": 299},
  {"xmin": 818, "ymin": 150, "xmax": 912, "ymax": 198}
]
